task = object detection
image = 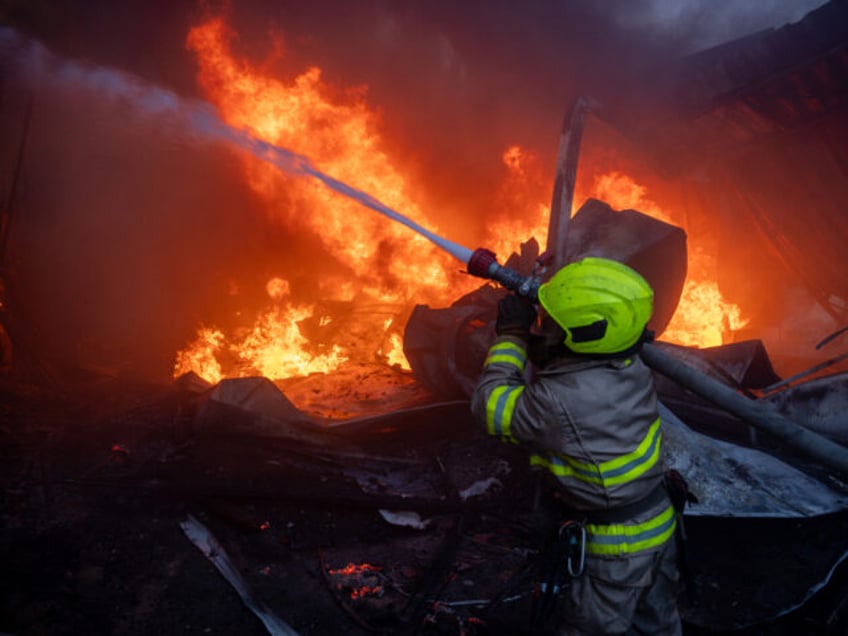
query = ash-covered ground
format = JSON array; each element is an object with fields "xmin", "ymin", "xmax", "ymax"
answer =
[{"xmin": 2, "ymin": 371, "xmax": 847, "ymax": 636}]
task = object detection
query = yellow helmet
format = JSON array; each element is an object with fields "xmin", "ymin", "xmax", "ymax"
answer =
[{"xmin": 537, "ymin": 257, "xmax": 653, "ymax": 354}]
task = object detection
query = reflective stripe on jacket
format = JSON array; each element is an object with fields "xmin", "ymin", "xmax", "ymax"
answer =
[
  {"xmin": 528, "ymin": 416, "xmax": 662, "ymax": 487},
  {"xmin": 471, "ymin": 335, "xmax": 669, "ymax": 545},
  {"xmin": 585, "ymin": 502, "xmax": 677, "ymax": 556}
]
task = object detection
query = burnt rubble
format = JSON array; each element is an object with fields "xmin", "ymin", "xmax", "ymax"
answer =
[{"xmin": 2, "ymin": 348, "xmax": 848, "ymax": 635}]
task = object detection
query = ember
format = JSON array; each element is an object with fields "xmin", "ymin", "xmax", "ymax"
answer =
[
  {"xmin": 327, "ymin": 563, "xmax": 383, "ymax": 577},
  {"xmin": 327, "ymin": 562, "xmax": 386, "ymax": 601}
]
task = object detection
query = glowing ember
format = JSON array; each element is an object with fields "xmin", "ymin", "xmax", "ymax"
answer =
[
  {"xmin": 328, "ymin": 563, "xmax": 383, "ymax": 577},
  {"xmin": 327, "ymin": 562, "xmax": 385, "ymax": 600},
  {"xmin": 349, "ymin": 586, "xmax": 384, "ymax": 600}
]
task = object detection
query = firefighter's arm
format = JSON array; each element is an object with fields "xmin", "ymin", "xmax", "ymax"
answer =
[
  {"xmin": 471, "ymin": 334, "xmax": 559, "ymax": 450},
  {"xmin": 472, "ymin": 292, "xmax": 535, "ymax": 421},
  {"xmin": 471, "ymin": 294, "xmax": 557, "ymax": 444},
  {"xmin": 471, "ymin": 334, "xmax": 529, "ymax": 443}
]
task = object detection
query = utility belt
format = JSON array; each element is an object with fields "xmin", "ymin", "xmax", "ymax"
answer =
[
  {"xmin": 532, "ymin": 473, "xmax": 694, "ymax": 628},
  {"xmin": 572, "ymin": 479, "xmax": 670, "ymax": 526}
]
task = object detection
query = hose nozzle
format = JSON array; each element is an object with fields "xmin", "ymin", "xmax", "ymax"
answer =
[{"xmin": 467, "ymin": 247, "xmax": 540, "ymax": 299}]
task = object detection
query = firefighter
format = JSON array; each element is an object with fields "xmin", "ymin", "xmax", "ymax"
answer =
[{"xmin": 471, "ymin": 257, "xmax": 682, "ymax": 635}]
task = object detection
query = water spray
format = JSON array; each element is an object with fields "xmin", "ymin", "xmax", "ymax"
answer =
[
  {"xmin": 1, "ymin": 27, "xmax": 540, "ymax": 297},
  {"xmin": 245, "ymin": 122, "xmax": 544, "ymax": 297},
  {"xmin": 302, "ymin": 164, "xmax": 545, "ymax": 299}
]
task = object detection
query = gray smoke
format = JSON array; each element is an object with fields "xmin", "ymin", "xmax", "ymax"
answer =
[{"xmin": 603, "ymin": 0, "xmax": 828, "ymax": 52}]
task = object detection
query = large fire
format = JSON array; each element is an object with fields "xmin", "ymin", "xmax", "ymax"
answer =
[{"xmin": 174, "ymin": 15, "xmax": 747, "ymax": 387}]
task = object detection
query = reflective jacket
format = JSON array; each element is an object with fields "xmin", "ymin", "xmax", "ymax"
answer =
[{"xmin": 471, "ymin": 335, "xmax": 675, "ymax": 557}]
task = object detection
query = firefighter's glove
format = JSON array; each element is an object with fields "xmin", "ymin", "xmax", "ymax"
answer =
[{"xmin": 496, "ymin": 294, "xmax": 537, "ymax": 340}]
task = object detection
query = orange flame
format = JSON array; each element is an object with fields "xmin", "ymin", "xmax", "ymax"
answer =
[
  {"xmin": 175, "ymin": 16, "xmax": 746, "ymax": 389},
  {"xmin": 480, "ymin": 158, "xmax": 749, "ymax": 348},
  {"xmin": 174, "ymin": 326, "xmax": 225, "ymax": 382},
  {"xmin": 378, "ymin": 318, "xmax": 412, "ymax": 370},
  {"xmin": 486, "ymin": 145, "xmax": 549, "ymax": 259},
  {"xmin": 186, "ymin": 17, "xmax": 458, "ymax": 299},
  {"xmin": 173, "ymin": 277, "xmax": 347, "ymax": 383},
  {"xmin": 176, "ymin": 16, "xmax": 482, "ymax": 383}
]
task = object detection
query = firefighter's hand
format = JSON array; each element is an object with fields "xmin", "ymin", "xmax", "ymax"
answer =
[{"xmin": 495, "ymin": 294, "xmax": 537, "ymax": 339}]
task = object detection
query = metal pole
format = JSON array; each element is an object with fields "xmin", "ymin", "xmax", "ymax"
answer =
[
  {"xmin": 642, "ymin": 343, "xmax": 848, "ymax": 479},
  {"xmin": 546, "ymin": 96, "xmax": 591, "ymax": 273}
]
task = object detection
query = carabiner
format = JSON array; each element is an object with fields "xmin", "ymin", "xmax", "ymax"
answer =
[{"xmin": 560, "ymin": 520, "xmax": 586, "ymax": 578}]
